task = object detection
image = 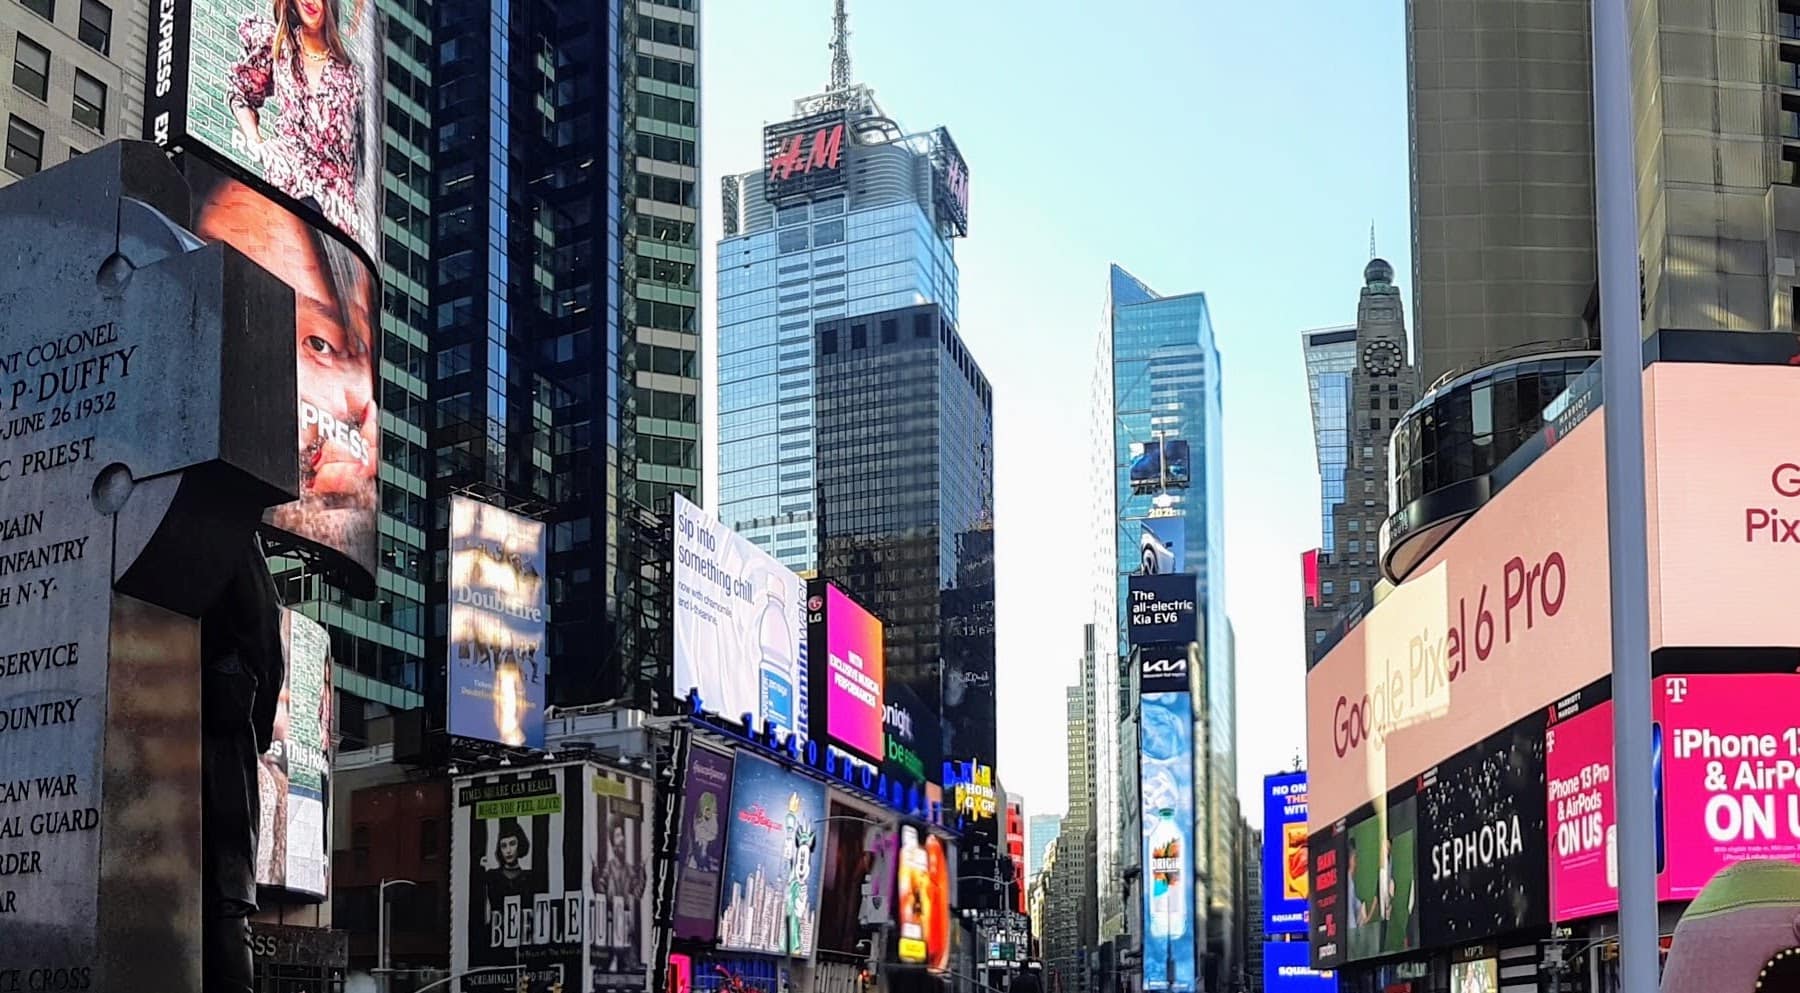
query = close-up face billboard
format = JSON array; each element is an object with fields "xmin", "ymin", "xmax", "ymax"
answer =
[
  {"xmin": 447, "ymin": 495, "xmax": 548, "ymax": 748},
  {"xmin": 185, "ymin": 159, "xmax": 380, "ymax": 586},
  {"xmin": 673, "ymin": 495, "xmax": 808, "ymax": 738},
  {"xmin": 147, "ymin": 0, "xmax": 383, "ymax": 258}
]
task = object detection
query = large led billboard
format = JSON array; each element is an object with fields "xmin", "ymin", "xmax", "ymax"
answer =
[
  {"xmin": 807, "ymin": 581, "xmax": 886, "ymax": 763},
  {"xmin": 881, "ymin": 680, "xmax": 934, "ymax": 788},
  {"xmin": 1261, "ymin": 773, "xmax": 1308, "ymax": 935},
  {"xmin": 1139, "ymin": 643, "xmax": 1195, "ymax": 696},
  {"xmin": 447, "ymin": 495, "xmax": 548, "ymax": 748},
  {"xmin": 1307, "ymin": 821, "xmax": 1346, "ymax": 969},
  {"xmin": 817, "ymin": 801, "xmax": 898, "ymax": 954},
  {"xmin": 1136, "ymin": 515, "xmax": 1186, "ymax": 576},
  {"xmin": 185, "ymin": 158, "xmax": 380, "ymax": 586},
  {"xmin": 927, "ymin": 127, "xmax": 970, "ymax": 238},
  {"xmin": 1344, "ymin": 792, "xmax": 1418, "ymax": 962},
  {"xmin": 716, "ymin": 754, "xmax": 827, "ymax": 958},
  {"xmin": 763, "ymin": 111, "xmax": 848, "ymax": 203},
  {"xmin": 672, "ymin": 746, "xmax": 734, "ymax": 942},
  {"xmin": 451, "ymin": 762, "xmax": 651, "ymax": 993},
  {"xmin": 257, "ymin": 608, "xmax": 334, "ymax": 899},
  {"xmin": 1126, "ymin": 574, "xmax": 1198, "ymax": 646},
  {"xmin": 145, "ymin": 0, "xmax": 383, "ymax": 260},
  {"xmin": 673, "ymin": 495, "xmax": 809, "ymax": 738},
  {"xmin": 1417, "ymin": 714, "xmax": 1548, "ymax": 946},
  {"xmin": 1140, "ymin": 691, "xmax": 1195, "ymax": 992},
  {"xmin": 897, "ymin": 823, "xmax": 952, "ymax": 971},
  {"xmin": 1129, "ymin": 437, "xmax": 1191, "ymax": 494},
  {"xmin": 1546, "ymin": 697, "xmax": 1616, "ymax": 922},
  {"xmin": 1263, "ymin": 941, "xmax": 1335, "ymax": 993}
]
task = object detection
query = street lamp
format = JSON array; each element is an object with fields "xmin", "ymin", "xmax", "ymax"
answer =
[{"xmin": 379, "ymin": 878, "xmax": 418, "ymax": 993}]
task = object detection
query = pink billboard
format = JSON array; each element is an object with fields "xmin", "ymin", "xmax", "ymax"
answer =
[
  {"xmin": 809, "ymin": 583, "xmax": 885, "ymax": 762},
  {"xmin": 1546, "ymin": 699, "xmax": 1616, "ymax": 921},
  {"xmin": 1656, "ymin": 673, "xmax": 1800, "ymax": 900}
]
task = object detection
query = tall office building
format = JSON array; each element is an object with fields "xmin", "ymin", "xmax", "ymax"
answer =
[
  {"xmin": 1409, "ymin": 0, "xmax": 1800, "ymax": 387},
  {"xmin": 0, "ymin": 0, "xmax": 141, "ymax": 182},
  {"xmin": 1301, "ymin": 258, "xmax": 1416, "ymax": 661},
  {"xmin": 1090, "ymin": 264, "xmax": 1237, "ymax": 985},
  {"xmin": 429, "ymin": 0, "xmax": 695, "ymax": 710},
  {"xmin": 812, "ymin": 302, "xmax": 994, "ymax": 762},
  {"xmin": 715, "ymin": 8, "xmax": 968, "ymax": 574},
  {"xmin": 1028, "ymin": 813, "xmax": 1062, "ymax": 886},
  {"xmin": 1406, "ymin": 0, "xmax": 1597, "ymax": 385}
]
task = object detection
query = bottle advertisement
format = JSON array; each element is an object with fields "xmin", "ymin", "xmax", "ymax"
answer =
[
  {"xmin": 672, "ymin": 495, "xmax": 809, "ymax": 738},
  {"xmin": 1140, "ymin": 690, "xmax": 1195, "ymax": 992}
]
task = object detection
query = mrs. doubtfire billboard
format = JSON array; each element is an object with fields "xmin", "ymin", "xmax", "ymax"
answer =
[
  {"xmin": 145, "ymin": 0, "xmax": 383, "ymax": 260},
  {"xmin": 449, "ymin": 496, "xmax": 548, "ymax": 748}
]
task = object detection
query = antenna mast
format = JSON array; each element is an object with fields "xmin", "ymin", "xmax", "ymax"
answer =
[
  {"xmin": 828, "ymin": 0, "xmax": 852, "ymax": 96},
  {"xmin": 1369, "ymin": 221, "xmax": 1377, "ymax": 260}
]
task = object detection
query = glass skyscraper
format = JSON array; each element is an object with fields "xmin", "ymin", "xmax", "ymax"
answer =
[
  {"xmin": 717, "ymin": 121, "xmax": 960, "ymax": 573},
  {"xmin": 1090, "ymin": 264, "xmax": 1237, "ymax": 984},
  {"xmin": 1300, "ymin": 326, "xmax": 1355, "ymax": 554}
]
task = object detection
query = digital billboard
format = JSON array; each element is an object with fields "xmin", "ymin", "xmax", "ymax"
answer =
[
  {"xmin": 256, "ymin": 608, "xmax": 333, "ymax": 899},
  {"xmin": 817, "ymin": 801, "xmax": 897, "ymax": 954},
  {"xmin": 1136, "ymin": 515, "xmax": 1186, "ymax": 576},
  {"xmin": 807, "ymin": 581, "xmax": 885, "ymax": 763},
  {"xmin": 1139, "ymin": 643, "xmax": 1194, "ymax": 696},
  {"xmin": 185, "ymin": 158, "xmax": 380, "ymax": 586},
  {"xmin": 673, "ymin": 495, "xmax": 809, "ymax": 738},
  {"xmin": 673, "ymin": 746, "xmax": 734, "ymax": 942},
  {"xmin": 452, "ymin": 763, "xmax": 649, "ymax": 993},
  {"xmin": 1449, "ymin": 952, "xmax": 1498, "ymax": 993},
  {"xmin": 1261, "ymin": 773, "xmax": 1309, "ymax": 935},
  {"xmin": 927, "ymin": 126, "xmax": 970, "ymax": 238},
  {"xmin": 1129, "ymin": 437, "xmax": 1191, "ymax": 494},
  {"xmin": 897, "ymin": 823, "xmax": 952, "ymax": 971},
  {"xmin": 145, "ymin": 0, "xmax": 383, "ymax": 260},
  {"xmin": 881, "ymin": 681, "xmax": 934, "ymax": 788},
  {"xmin": 1344, "ymin": 793, "xmax": 1418, "ymax": 962},
  {"xmin": 1656, "ymin": 673, "xmax": 1800, "ymax": 901},
  {"xmin": 1417, "ymin": 714, "xmax": 1548, "ymax": 946},
  {"xmin": 1126, "ymin": 573, "xmax": 1198, "ymax": 646},
  {"xmin": 1141, "ymin": 691, "xmax": 1195, "ymax": 992},
  {"xmin": 1307, "ymin": 821, "xmax": 1346, "ymax": 969},
  {"xmin": 1263, "ymin": 941, "xmax": 1335, "ymax": 993},
  {"xmin": 1305, "ymin": 398, "xmax": 1610, "ymax": 831},
  {"xmin": 1546, "ymin": 697, "xmax": 1616, "ymax": 922},
  {"xmin": 716, "ymin": 754, "xmax": 826, "ymax": 958},
  {"xmin": 763, "ymin": 111, "xmax": 848, "ymax": 202},
  {"xmin": 946, "ymin": 760, "xmax": 998, "ymax": 824},
  {"xmin": 447, "ymin": 495, "xmax": 548, "ymax": 748}
]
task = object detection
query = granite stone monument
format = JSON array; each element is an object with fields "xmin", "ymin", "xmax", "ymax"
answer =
[{"xmin": 0, "ymin": 141, "xmax": 299, "ymax": 991}]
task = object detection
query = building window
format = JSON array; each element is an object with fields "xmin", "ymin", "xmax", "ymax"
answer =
[
  {"xmin": 1369, "ymin": 396, "xmax": 1381, "ymax": 410},
  {"xmin": 1362, "ymin": 445, "xmax": 1374, "ymax": 459},
  {"xmin": 5, "ymin": 116, "xmax": 43, "ymax": 176},
  {"xmin": 71, "ymin": 72, "xmax": 105, "ymax": 131},
  {"xmin": 1348, "ymin": 539, "xmax": 1361, "ymax": 553},
  {"xmin": 12, "ymin": 36, "xmax": 48, "ymax": 101},
  {"xmin": 1321, "ymin": 580, "xmax": 1334, "ymax": 595},
  {"xmin": 1314, "ymin": 630, "xmax": 1326, "ymax": 644},
  {"xmin": 1369, "ymin": 416, "xmax": 1381, "ymax": 430},
  {"xmin": 1350, "ymin": 580, "xmax": 1363, "ymax": 594},
  {"xmin": 777, "ymin": 227, "xmax": 808, "ymax": 254},
  {"xmin": 1388, "ymin": 396, "xmax": 1400, "ymax": 409},
  {"xmin": 1346, "ymin": 519, "xmax": 1360, "ymax": 532},
  {"xmin": 420, "ymin": 818, "xmax": 440, "ymax": 860},
  {"xmin": 77, "ymin": 0, "xmax": 111, "ymax": 54},
  {"xmin": 17, "ymin": 0, "xmax": 53, "ymax": 21}
]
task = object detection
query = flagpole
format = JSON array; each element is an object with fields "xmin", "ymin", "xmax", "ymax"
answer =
[{"xmin": 1592, "ymin": 0, "xmax": 1659, "ymax": 987}]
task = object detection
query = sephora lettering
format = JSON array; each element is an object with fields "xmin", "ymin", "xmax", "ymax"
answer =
[{"xmin": 1429, "ymin": 814, "xmax": 1523, "ymax": 880}]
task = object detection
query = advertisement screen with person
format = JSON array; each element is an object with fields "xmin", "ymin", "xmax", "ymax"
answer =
[
  {"xmin": 256, "ymin": 608, "xmax": 333, "ymax": 899},
  {"xmin": 185, "ymin": 160, "xmax": 379, "ymax": 584},
  {"xmin": 896, "ymin": 823, "xmax": 951, "ymax": 972},
  {"xmin": 673, "ymin": 747, "xmax": 734, "ymax": 941},
  {"xmin": 589, "ymin": 768, "xmax": 651, "ymax": 990},
  {"xmin": 146, "ymin": 0, "xmax": 383, "ymax": 260},
  {"xmin": 1140, "ymin": 691, "xmax": 1196, "ymax": 992}
]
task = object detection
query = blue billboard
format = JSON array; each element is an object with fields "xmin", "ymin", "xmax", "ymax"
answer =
[
  {"xmin": 1262, "ymin": 772, "xmax": 1309, "ymax": 935},
  {"xmin": 1263, "ymin": 941, "xmax": 1335, "ymax": 993},
  {"xmin": 716, "ymin": 753, "xmax": 828, "ymax": 958},
  {"xmin": 1141, "ymin": 691, "xmax": 1195, "ymax": 992}
]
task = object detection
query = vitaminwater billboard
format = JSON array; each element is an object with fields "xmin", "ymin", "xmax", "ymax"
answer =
[{"xmin": 1140, "ymin": 690, "xmax": 1195, "ymax": 992}]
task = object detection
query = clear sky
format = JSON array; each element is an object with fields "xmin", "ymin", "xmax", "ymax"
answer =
[{"xmin": 699, "ymin": 0, "xmax": 1410, "ymax": 828}]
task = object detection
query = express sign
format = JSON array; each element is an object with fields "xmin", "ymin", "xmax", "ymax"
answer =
[{"xmin": 764, "ymin": 112, "xmax": 849, "ymax": 202}]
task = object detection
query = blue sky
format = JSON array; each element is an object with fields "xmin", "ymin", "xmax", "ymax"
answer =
[{"xmin": 699, "ymin": 0, "xmax": 1411, "ymax": 826}]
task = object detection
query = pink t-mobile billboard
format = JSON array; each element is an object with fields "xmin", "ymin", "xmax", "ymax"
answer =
[
  {"xmin": 1546, "ymin": 699, "xmax": 1616, "ymax": 921},
  {"xmin": 1657, "ymin": 673, "xmax": 1800, "ymax": 901}
]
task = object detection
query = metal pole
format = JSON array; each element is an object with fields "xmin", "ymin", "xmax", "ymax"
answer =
[
  {"xmin": 1592, "ymin": 0, "xmax": 1657, "ymax": 987},
  {"xmin": 380, "ymin": 879, "xmax": 390, "ymax": 993}
]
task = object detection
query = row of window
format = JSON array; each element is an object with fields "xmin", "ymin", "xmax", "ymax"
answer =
[
  {"xmin": 635, "ymin": 91, "xmax": 695, "ymax": 127},
  {"xmin": 11, "ymin": 36, "xmax": 108, "ymax": 132},
  {"xmin": 636, "ymin": 53, "xmax": 695, "ymax": 88},
  {"xmin": 15, "ymin": 0, "xmax": 112, "ymax": 54}
]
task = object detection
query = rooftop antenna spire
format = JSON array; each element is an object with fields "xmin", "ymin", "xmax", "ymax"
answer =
[
  {"xmin": 1369, "ymin": 220, "xmax": 1377, "ymax": 260},
  {"xmin": 828, "ymin": 0, "xmax": 852, "ymax": 96}
]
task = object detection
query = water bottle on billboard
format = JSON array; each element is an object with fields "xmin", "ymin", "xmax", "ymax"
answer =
[
  {"xmin": 758, "ymin": 577, "xmax": 796, "ymax": 732},
  {"xmin": 1148, "ymin": 807, "xmax": 1184, "ymax": 937}
]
